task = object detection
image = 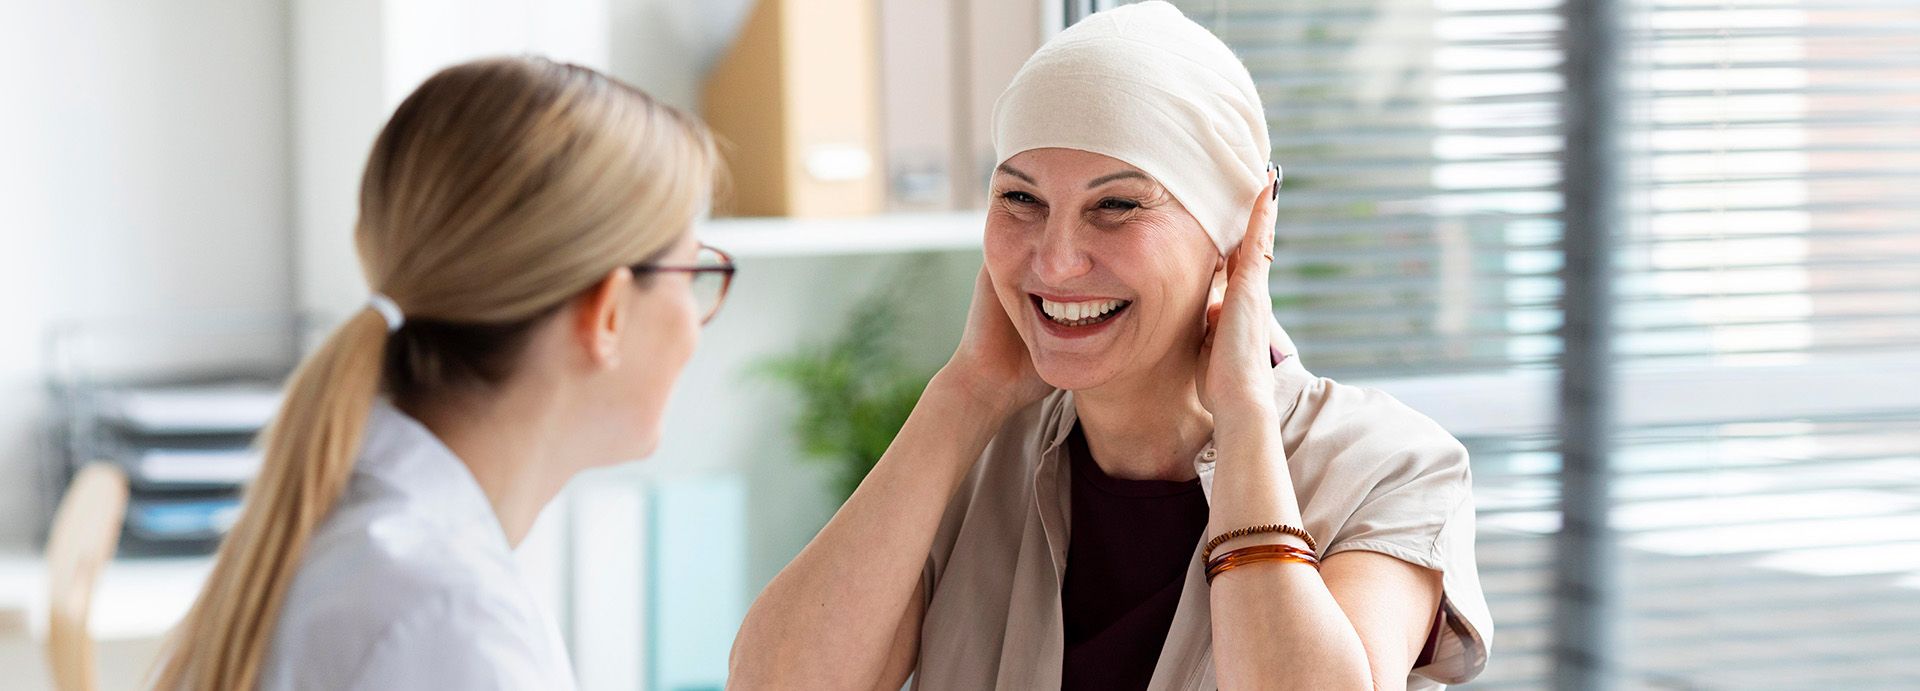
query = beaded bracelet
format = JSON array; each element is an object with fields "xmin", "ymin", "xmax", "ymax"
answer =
[
  {"xmin": 1205, "ymin": 543, "xmax": 1320, "ymax": 583},
  {"xmin": 1202, "ymin": 523, "xmax": 1318, "ymax": 563}
]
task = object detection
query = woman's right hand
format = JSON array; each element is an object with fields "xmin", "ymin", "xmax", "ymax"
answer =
[{"xmin": 936, "ymin": 266, "xmax": 1052, "ymax": 417}]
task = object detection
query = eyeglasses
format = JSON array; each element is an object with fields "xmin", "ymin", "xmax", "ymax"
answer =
[{"xmin": 631, "ymin": 244, "xmax": 736, "ymax": 325}]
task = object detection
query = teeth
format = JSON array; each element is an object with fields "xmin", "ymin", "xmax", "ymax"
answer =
[{"xmin": 1038, "ymin": 297, "xmax": 1128, "ymax": 325}]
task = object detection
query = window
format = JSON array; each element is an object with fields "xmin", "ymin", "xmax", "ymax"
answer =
[{"xmin": 1109, "ymin": 0, "xmax": 1920, "ymax": 685}]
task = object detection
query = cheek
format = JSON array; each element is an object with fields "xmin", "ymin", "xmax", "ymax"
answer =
[
  {"xmin": 663, "ymin": 288, "xmax": 701, "ymax": 374},
  {"xmin": 623, "ymin": 297, "xmax": 696, "ymax": 454},
  {"xmin": 1158, "ymin": 254, "xmax": 1212, "ymax": 313},
  {"xmin": 678, "ymin": 281, "xmax": 702, "ymax": 343},
  {"xmin": 982, "ymin": 218, "xmax": 1028, "ymax": 268},
  {"xmin": 1108, "ymin": 245, "xmax": 1211, "ymax": 345},
  {"xmin": 627, "ymin": 287, "xmax": 700, "ymax": 393},
  {"xmin": 982, "ymin": 223, "xmax": 1033, "ymax": 313}
]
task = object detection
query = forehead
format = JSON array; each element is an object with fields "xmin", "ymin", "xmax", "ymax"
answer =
[{"xmin": 996, "ymin": 148, "xmax": 1156, "ymax": 186}]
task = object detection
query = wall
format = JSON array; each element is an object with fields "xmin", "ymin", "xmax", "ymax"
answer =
[
  {"xmin": 0, "ymin": 0, "xmax": 294, "ymax": 543},
  {"xmin": 0, "ymin": 3, "xmax": 58, "ymax": 544},
  {"xmin": 292, "ymin": 0, "xmax": 628, "ymax": 318}
]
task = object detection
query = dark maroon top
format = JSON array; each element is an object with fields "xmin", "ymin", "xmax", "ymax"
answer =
[
  {"xmin": 1060, "ymin": 422, "xmax": 1210, "ymax": 690},
  {"xmin": 1059, "ymin": 422, "xmax": 1444, "ymax": 688}
]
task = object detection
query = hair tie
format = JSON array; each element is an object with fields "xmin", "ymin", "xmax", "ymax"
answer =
[{"xmin": 367, "ymin": 294, "xmax": 405, "ymax": 333}]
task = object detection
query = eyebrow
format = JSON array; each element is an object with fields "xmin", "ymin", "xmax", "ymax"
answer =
[
  {"xmin": 993, "ymin": 163, "xmax": 1035, "ymax": 184},
  {"xmin": 1085, "ymin": 170, "xmax": 1149, "ymax": 189},
  {"xmin": 994, "ymin": 164, "xmax": 1150, "ymax": 190}
]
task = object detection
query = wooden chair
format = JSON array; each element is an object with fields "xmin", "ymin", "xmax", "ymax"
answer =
[{"xmin": 43, "ymin": 463, "xmax": 129, "ymax": 691}]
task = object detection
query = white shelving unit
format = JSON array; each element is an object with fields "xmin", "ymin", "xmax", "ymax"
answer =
[{"xmin": 700, "ymin": 212, "xmax": 985, "ymax": 258}]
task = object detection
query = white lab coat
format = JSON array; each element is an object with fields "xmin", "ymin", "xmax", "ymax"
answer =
[{"xmin": 259, "ymin": 400, "xmax": 576, "ymax": 690}]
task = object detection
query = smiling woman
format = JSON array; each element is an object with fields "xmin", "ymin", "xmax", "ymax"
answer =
[
  {"xmin": 984, "ymin": 148, "xmax": 1219, "ymax": 391},
  {"xmin": 729, "ymin": 3, "xmax": 1490, "ymax": 690}
]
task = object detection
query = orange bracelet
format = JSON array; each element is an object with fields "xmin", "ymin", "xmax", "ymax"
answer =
[
  {"xmin": 1205, "ymin": 543, "xmax": 1320, "ymax": 583},
  {"xmin": 1202, "ymin": 523, "xmax": 1318, "ymax": 563}
]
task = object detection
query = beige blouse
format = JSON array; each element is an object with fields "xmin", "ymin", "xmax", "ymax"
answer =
[{"xmin": 913, "ymin": 354, "xmax": 1493, "ymax": 690}]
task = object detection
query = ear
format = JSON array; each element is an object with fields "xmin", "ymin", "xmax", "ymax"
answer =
[
  {"xmin": 1208, "ymin": 253, "xmax": 1230, "ymax": 301},
  {"xmin": 573, "ymin": 267, "xmax": 634, "ymax": 369}
]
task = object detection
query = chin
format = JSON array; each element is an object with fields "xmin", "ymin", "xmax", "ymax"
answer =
[{"xmin": 1030, "ymin": 350, "xmax": 1121, "ymax": 392}]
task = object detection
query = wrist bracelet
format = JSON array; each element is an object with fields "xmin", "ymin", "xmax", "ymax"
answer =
[
  {"xmin": 1202, "ymin": 523, "xmax": 1318, "ymax": 563},
  {"xmin": 1205, "ymin": 543, "xmax": 1320, "ymax": 583}
]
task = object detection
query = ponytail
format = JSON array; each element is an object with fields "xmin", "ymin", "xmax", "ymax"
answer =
[{"xmin": 153, "ymin": 309, "xmax": 390, "ymax": 689}]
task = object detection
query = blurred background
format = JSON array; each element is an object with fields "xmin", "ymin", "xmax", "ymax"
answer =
[{"xmin": 0, "ymin": 0, "xmax": 1916, "ymax": 689}]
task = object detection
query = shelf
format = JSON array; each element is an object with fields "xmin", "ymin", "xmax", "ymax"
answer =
[
  {"xmin": 96, "ymin": 384, "xmax": 280, "ymax": 435},
  {"xmin": 699, "ymin": 211, "xmax": 985, "ymax": 258}
]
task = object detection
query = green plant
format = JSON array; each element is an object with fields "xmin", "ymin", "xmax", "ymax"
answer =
[{"xmin": 755, "ymin": 268, "xmax": 940, "ymax": 502}]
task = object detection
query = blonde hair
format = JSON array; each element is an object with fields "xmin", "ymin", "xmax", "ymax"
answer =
[{"xmin": 153, "ymin": 56, "xmax": 718, "ymax": 690}]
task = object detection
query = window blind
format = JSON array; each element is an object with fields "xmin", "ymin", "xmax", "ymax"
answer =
[
  {"xmin": 1619, "ymin": 0, "xmax": 1920, "ymax": 365},
  {"xmin": 1605, "ymin": 1, "xmax": 1920, "ymax": 686},
  {"xmin": 1114, "ymin": 0, "xmax": 1920, "ymax": 686},
  {"xmin": 1186, "ymin": 0, "xmax": 1571, "ymax": 379}
]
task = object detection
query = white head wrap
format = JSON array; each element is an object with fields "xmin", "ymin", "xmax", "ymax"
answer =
[{"xmin": 991, "ymin": 0, "xmax": 1273, "ymax": 256}]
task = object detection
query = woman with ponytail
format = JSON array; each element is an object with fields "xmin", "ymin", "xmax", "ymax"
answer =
[{"xmin": 152, "ymin": 56, "xmax": 727, "ymax": 690}]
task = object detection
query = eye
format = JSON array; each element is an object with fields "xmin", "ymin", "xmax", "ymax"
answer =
[
  {"xmin": 1097, "ymin": 197, "xmax": 1140, "ymax": 212},
  {"xmin": 1000, "ymin": 191, "xmax": 1040, "ymax": 205}
]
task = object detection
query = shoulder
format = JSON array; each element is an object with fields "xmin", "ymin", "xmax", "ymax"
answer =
[
  {"xmin": 1278, "ymin": 376, "xmax": 1495, "ymax": 684},
  {"xmin": 1277, "ymin": 367, "xmax": 1473, "ymax": 562},
  {"xmin": 339, "ymin": 585, "xmax": 555, "ymax": 690},
  {"xmin": 293, "ymin": 487, "xmax": 525, "ymax": 615},
  {"xmin": 1281, "ymin": 365, "xmax": 1470, "ymax": 492},
  {"xmin": 265, "ymin": 497, "xmax": 543, "ymax": 687}
]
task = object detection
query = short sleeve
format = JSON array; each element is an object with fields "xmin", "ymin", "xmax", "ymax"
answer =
[
  {"xmin": 343, "ymin": 591, "xmax": 557, "ymax": 691},
  {"xmin": 1321, "ymin": 428, "xmax": 1470, "ymax": 570},
  {"xmin": 1309, "ymin": 386, "xmax": 1494, "ymax": 685},
  {"xmin": 1412, "ymin": 495, "xmax": 1494, "ymax": 685}
]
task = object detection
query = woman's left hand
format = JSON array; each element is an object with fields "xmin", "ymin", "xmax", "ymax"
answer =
[{"xmin": 1197, "ymin": 165, "xmax": 1281, "ymax": 419}]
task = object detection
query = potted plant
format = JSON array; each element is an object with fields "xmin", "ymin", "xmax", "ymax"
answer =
[{"xmin": 756, "ymin": 260, "xmax": 943, "ymax": 502}]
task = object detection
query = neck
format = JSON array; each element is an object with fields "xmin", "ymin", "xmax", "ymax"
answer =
[
  {"xmin": 402, "ymin": 383, "xmax": 577, "ymax": 548},
  {"xmin": 1072, "ymin": 357, "xmax": 1213, "ymax": 482}
]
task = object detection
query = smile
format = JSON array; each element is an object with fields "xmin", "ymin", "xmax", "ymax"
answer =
[{"xmin": 1031, "ymin": 294, "xmax": 1132, "ymax": 328}]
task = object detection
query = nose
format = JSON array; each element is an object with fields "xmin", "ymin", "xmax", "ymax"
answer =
[{"xmin": 1032, "ymin": 216, "xmax": 1092, "ymax": 285}]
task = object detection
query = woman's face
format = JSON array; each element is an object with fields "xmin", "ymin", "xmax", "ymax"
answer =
[
  {"xmin": 596, "ymin": 230, "xmax": 705, "ymax": 462},
  {"xmin": 984, "ymin": 148, "xmax": 1223, "ymax": 392}
]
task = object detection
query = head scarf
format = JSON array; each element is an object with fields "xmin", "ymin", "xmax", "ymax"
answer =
[{"xmin": 991, "ymin": 1, "xmax": 1273, "ymax": 255}]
